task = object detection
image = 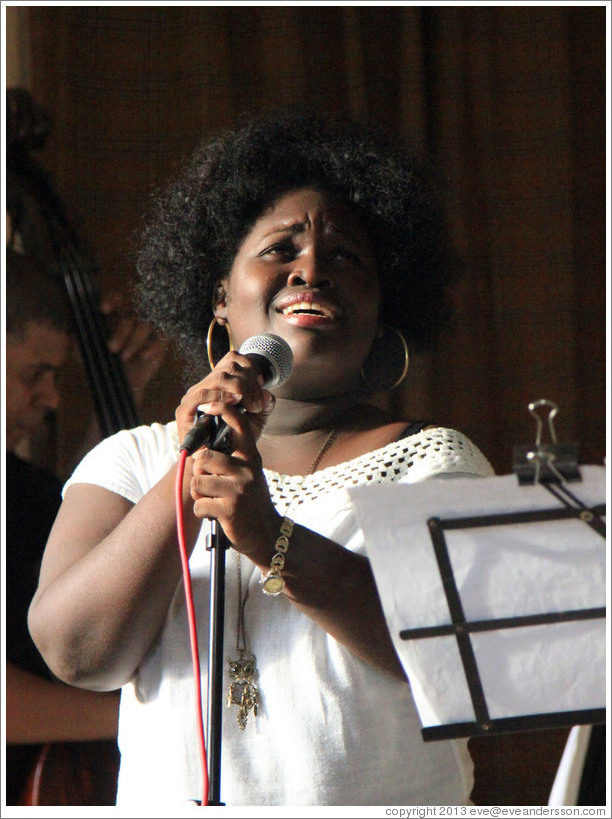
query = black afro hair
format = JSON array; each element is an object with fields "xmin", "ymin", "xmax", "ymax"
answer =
[{"xmin": 134, "ymin": 108, "xmax": 458, "ymax": 382}]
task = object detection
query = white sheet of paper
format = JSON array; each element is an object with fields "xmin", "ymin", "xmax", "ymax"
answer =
[{"xmin": 348, "ymin": 465, "xmax": 606, "ymax": 731}]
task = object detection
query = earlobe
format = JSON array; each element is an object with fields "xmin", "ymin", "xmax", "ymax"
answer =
[{"xmin": 213, "ymin": 280, "xmax": 228, "ymax": 318}]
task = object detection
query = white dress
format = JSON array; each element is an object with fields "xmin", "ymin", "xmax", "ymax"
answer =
[{"xmin": 64, "ymin": 421, "xmax": 494, "ymax": 807}]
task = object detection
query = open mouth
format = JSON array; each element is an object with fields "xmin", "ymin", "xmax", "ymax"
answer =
[{"xmin": 278, "ymin": 301, "xmax": 334, "ymax": 318}]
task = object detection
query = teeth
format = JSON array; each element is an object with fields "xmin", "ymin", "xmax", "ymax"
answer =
[{"xmin": 281, "ymin": 301, "xmax": 333, "ymax": 318}]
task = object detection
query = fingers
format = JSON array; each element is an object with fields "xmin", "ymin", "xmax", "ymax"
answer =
[
  {"xmin": 100, "ymin": 293, "xmax": 167, "ymax": 394},
  {"xmin": 190, "ymin": 445, "xmax": 236, "ymax": 485},
  {"xmin": 187, "ymin": 405, "xmax": 264, "ymax": 492},
  {"xmin": 176, "ymin": 351, "xmax": 276, "ymax": 441},
  {"xmin": 186, "ymin": 395, "xmax": 278, "ymax": 551},
  {"xmin": 200, "ymin": 354, "xmax": 265, "ymax": 410},
  {"xmin": 188, "ymin": 443, "xmax": 248, "ymax": 521},
  {"xmin": 197, "ymin": 388, "xmax": 275, "ymax": 423},
  {"xmin": 177, "ymin": 389, "xmax": 243, "ymax": 439},
  {"xmin": 106, "ymin": 310, "xmax": 155, "ymax": 361},
  {"xmin": 194, "ymin": 396, "xmax": 273, "ymax": 462},
  {"xmin": 99, "ymin": 292, "xmax": 123, "ymax": 316},
  {"xmin": 189, "ymin": 441, "xmax": 271, "ymax": 546},
  {"xmin": 100, "ymin": 293, "xmax": 130, "ymax": 353}
]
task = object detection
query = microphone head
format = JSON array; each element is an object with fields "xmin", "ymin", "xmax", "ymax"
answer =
[{"xmin": 238, "ymin": 334, "xmax": 293, "ymax": 388}]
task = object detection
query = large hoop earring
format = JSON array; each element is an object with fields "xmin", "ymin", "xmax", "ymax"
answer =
[
  {"xmin": 206, "ymin": 317, "xmax": 235, "ymax": 370},
  {"xmin": 360, "ymin": 326, "xmax": 409, "ymax": 392}
]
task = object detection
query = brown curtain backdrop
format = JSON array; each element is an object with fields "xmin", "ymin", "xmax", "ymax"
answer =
[
  {"xmin": 18, "ymin": 4, "xmax": 606, "ymax": 806},
  {"xmin": 24, "ymin": 5, "xmax": 606, "ymax": 477}
]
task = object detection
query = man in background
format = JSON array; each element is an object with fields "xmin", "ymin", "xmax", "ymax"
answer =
[{"xmin": 4, "ymin": 248, "xmax": 165, "ymax": 804}]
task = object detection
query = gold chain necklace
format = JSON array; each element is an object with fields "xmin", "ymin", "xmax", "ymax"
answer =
[{"xmin": 227, "ymin": 427, "xmax": 338, "ymax": 730}]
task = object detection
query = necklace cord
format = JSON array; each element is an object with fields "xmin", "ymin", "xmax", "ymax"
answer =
[
  {"xmin": 235, "ymin": 557, "xmax": 250, "ymax": 653},
  {"xmin": 302, "ymin": 428, "xmax": 338, "ymax": 479}
]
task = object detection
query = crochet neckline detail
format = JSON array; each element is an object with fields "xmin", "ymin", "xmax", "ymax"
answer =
[
  {"xmin": 167, "ymin": 422, "xmax": 492, "ymax": 510},
  {"xmin": 169, "ymin": 421, "xmax": 490, "ymax": 485},
  {"xmin": 262, "ymin": 426, "xmax": 438, "ymax": 481}
]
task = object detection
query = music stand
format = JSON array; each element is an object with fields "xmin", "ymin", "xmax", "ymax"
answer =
[{"xmin": 348, "ymin": 402, "xmax": 606, "ymax": 741}]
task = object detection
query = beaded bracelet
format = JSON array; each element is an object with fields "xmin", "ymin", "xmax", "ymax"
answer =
[{"xmin": 259, "ymin": 516, "xmax": 294, "ymax": 596}]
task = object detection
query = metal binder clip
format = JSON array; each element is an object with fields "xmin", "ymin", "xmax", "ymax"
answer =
[{"xmin": 512, "ymin": 399, "xmax": 580, "ymax": 485}]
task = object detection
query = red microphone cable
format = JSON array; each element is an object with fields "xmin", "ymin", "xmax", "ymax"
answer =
[{"xmin": 175, "ymin": 447, "xmax": 209, "ymax": 806}]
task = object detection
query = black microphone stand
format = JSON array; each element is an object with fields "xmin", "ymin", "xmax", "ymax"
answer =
[
  {"xmin": 179, "ymin": 337, "xmax": 292, "ymax": 804},
  {"xmin": 181, "ymin": 414, "xmax": 232, "ymax": 806},
  {"xmin": 204, "ymin": 417, "xmax": 234, "ymax": 806},
  {"xmin": 206, "ymin": 518, "xmax": 229, "ymax": 806}
]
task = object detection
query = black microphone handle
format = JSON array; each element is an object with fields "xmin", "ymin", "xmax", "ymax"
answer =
[
  {"xmin": 179, "ymin": 412, "xmax": 235, "ymax": 456},
  {"xmin": 179, "ymin": 333, "xmax": 293, "ymax": 455}
]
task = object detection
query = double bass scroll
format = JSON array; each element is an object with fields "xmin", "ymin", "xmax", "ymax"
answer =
[{"xmin": 6, "ymin": 86, "xmax": 140, "ymax": 436}]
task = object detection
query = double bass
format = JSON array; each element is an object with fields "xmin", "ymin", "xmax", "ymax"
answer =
[
  {"xmin": 7, "ymin": 87, "xmax": 140, "ymax": 436},
  {"xmin": 7, "ymin": 87, "xmax": 137, "ymax": 806}
]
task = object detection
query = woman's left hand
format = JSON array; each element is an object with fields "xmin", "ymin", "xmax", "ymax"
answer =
[{"xmin": 189, "ymin": 401, "xmax": 280, "ymax": 562}]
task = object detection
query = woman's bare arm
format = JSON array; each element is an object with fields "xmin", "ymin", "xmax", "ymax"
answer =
[
  {"xmin": 28, "ymin": 462, "xmax": 201, "ymax": 691},
  {"xmin": 28, "ymin": 358, "xmax": 268, "ymax": 692}
]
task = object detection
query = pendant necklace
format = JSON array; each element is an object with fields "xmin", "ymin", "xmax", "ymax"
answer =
[{"xmin": 227, "ymin": 427, "xmax": 339, "ymax": 730}]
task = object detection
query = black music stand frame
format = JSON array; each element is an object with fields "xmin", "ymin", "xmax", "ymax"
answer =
[{"xmin": 399, "ymin": 480, "xmax": 606, "ymax": 741}]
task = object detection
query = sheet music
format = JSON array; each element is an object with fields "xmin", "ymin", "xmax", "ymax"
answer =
[{"xmin": 348, "ymin": 465, "xmax": 606, "ymax": 734}]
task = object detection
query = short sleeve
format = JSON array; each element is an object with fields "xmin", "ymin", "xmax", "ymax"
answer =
[{"xmin": 63, "ymin": 422, "xmax": 180, "ymax": 505}]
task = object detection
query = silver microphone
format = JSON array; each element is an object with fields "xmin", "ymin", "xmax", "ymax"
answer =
[{"xmin": 179, "ymin": 333, "xmax": 293, "ymax": 454}]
